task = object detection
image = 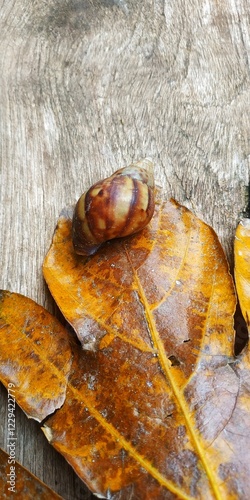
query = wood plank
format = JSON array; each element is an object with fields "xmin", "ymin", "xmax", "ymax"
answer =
[{"xmin": 0, "ymin": 0, "xmax": 249, "ymax": 498}]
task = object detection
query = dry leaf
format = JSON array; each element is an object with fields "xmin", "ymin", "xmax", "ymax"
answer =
[
  {"xmin": 0, "ymin": 291, "xmax": 72, "ymax": 421},
  {"xmin": 41, "ymin": 195, "xmax": 240, "ymax": 499},
  {"xmin": 0, "ymin": 447, "xmax": 62, "ymax": 499},
  {"xmin": 1, "ymin": 195, "xmax": 247, "ymax": 499},
  {"xmin": 234, "ymin": 218, "xmax": 250, "ymax": 332}
]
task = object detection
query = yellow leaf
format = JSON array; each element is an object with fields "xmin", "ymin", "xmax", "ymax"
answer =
[
  {"xmin": 234, "ymin": 218, "xmax": 250, "ymax": 331},
  {"xmin": 0, "ymin": 291, "xmax": 72, "ymax": 421}
]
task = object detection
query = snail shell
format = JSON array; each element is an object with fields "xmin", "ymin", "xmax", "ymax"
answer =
[{"xmin": 72, "ymin": 158, "xmax": 155, "ymax": 256}]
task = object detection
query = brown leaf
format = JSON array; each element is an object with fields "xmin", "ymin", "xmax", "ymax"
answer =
[
  {"xmin": 0, "ymin": 447, "xmax": 62, "ymax": 499},
  {"xmin": 41, "ymin": 195, "xmax": 240, "ymax": 499},
  {"xmin": 43, "ymin": 344, "xmax": 250, "ymax": 499},
  {"xmin": 0, "ymin": 291, "xmax": 72, "ymax": 421},
  {"xmin": 1, "ymin": 195, "xmax": 245, "ymax": 499}
]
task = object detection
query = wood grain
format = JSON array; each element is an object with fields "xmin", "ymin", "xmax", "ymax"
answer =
[{"xmin": 0, "ymin": 0, "xmax": 249, "ymax": 498}]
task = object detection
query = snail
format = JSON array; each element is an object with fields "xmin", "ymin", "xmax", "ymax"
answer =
[{"xmin": 72, "ymin": 158, "xmax": 155, "ymax": 256}]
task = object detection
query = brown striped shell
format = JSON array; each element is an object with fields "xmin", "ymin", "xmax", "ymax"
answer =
[{"xmin": 72, "ymin": 159, "xmax": 155, "ymax": 256}]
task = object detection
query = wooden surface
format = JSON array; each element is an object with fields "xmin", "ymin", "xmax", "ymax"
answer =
[{"xmin": 0, "ymin": 1, "xmax": 249, "ymax": 498}]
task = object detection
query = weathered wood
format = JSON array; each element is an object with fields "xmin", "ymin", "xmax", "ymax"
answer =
[{"xmin": 0, "ymin": 0, "xmax": 249, "ymax": 498}]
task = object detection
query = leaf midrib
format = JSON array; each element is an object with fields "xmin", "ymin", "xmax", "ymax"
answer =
[{"xmin": 124, "ymin": 230, "xmax": 223, "ymax": 500}]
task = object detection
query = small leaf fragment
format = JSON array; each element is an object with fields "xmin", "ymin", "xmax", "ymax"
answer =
[
  {"xmin": 0, "ymin": 291, "xmax": 72, "ymax": 421},
  {"xmin": 0, "ymin": 447, "xmax": 62, "ymax": 499},
  {"xmin": 234, "ymin": 218, "xmax": 250, "ymax": 333}
]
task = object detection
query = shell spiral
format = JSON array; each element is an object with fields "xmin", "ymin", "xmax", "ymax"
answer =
[{"xmin": 72, "ymin": 159, "xmax": 155, "ymax": 256}]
